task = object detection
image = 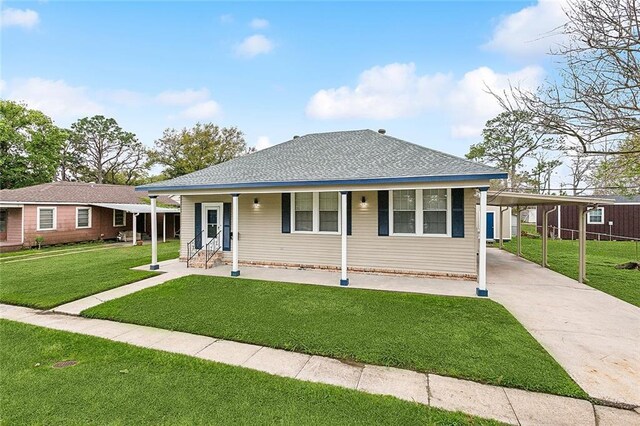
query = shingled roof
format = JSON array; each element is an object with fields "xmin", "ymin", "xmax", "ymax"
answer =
[
  {"xmin": 139, "ymin": 129, "xmax": 506, "ymax": 191},
  {"xmin": 0, "ymin": 182, "xmax": 177, "ymax": 205}
]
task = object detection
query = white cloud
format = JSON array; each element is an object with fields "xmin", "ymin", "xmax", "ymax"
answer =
[
  {"xmin": 484, "ymin": 0, "xmax": 569, "ymax": 57},
  {"xmin": 235, "ymin": 34, "xmax": 274, "ymax": 58},
  {"xmin": 255, "ymin": 136, "xmax": 272, "ymax": 150},
  {"xmin": 156, "ymin": 88, "xmax": 210, "ymax": 106},
  {"xmin": 1, "ymin": 8, "xmax": 39, "ymax": 29},
  {"xmin": 179, "ymin": 100, "xmax": 221, "ymax": 120},
  {"xmin": 250, "ymin": 18, "xmax": 269, "ymax": 29},
  {"xmin": 4, "ymin": 78, "xmax": 103, "ymax": 122},
  {"xmin": 306, "ymin": 63, "xmax": 450, "ymax": 120},
  {"xmin": 446, "ymin": 65, "xmax": 544, "ymax": 138},
  {"xmin": 306, "ymin": 62, "xmax": 544, "ymax": 138}
]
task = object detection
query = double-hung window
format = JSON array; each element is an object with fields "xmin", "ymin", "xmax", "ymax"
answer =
[
  {"xmin": 392, "ymin": 190, "xmax": 416, "ymax": 234},
  {"xmin": 37, "ymin": 207, "xmax": 56, "ymax": 231},
  {"xmin": 0, "ymin": 209, "xmax": 6, "ymax": 232},
  {"xmin": 294, "ymin": 192, "xmax": 313, "ymax": 231},
  {"xmin": 76, "ymin": 207, "xmax": 91, "ymax": 229},
  {"xmin": 113, "ymin": 210, "xmax": 126, "ymax": 227},
  {"xmin": 423, "ymin": 189, "xmax": 448, "ymax": 234},
  {"xmin": 390, "ymin": 189, "xmax": 451, "ymax": 236},
  {"xmin": 587, "ymin": 207, "xmax": 604, "ymax": 224},
  {"xmin": 292, "ymin": 192, "xmax": 340, "ymax": 233}
]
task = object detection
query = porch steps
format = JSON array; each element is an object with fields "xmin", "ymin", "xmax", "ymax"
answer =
[{"xmin": 187, "ymin": 250, "xmax": 224, "ymax": 269}]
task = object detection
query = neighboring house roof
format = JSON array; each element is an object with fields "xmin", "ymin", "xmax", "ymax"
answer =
[
  {"xmin": 603, "ymin": 195, "xmax": 640, "ymax": 204},
  {"xmin": 138, "ymin": 129, "xmax": 506, "ymax": 191},
  {"xmin": 0, "ymin": 182, "xmax": 178, "ymax": 206}
]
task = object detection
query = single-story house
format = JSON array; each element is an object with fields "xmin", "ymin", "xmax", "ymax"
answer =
[
  {"xmin": 138, "ymin": 129, "xmax": 508, "ymax": 296},
  {"xmin": 0, "ymin": 182, "xmax": 180, "ymax": 251},
  {"xmin": 537, "ymin": 194, "xmax": 640, "ymax": 240}
]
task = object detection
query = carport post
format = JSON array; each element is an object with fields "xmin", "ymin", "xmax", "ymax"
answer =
[
  {"xmin": 541, "ymin": 208, "xmax": 548, "ymax": 268},
  {"xmin": 231, "ymin": 194, "xmax": 240, "ymax": 277},
  {"xmin": 516, "ymin": 208, "xmax": 522, "ymax": 257},
  {"xmin": 150, "ymin": 196, "xmax": 159, "ymax": 270},
  {"xmin": 340, "ymin": 191, "xmax": 349, "ymax": 286},
  {"xmin": 578, "ymin": 206, "xmax": 587, "ymax": 283},
  {"xmin": 477, "ymin": 187, "xmax": 488, "ymax": 297},
  {"xmin": 498, "ymin": 207, "xmax": 507, "ymax": 249},
  {"xmin": 162, "ymin": 213, "xmax": 166, "ymax": 243}
]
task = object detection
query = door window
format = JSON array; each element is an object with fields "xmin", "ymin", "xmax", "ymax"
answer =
[{"xmin": 207, "ymin": 209, "xmax": 219, "ymax": 238}]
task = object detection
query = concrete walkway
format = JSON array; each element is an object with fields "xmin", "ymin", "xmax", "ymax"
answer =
[
  {"xmin": 488, "ymin": 248, "xmax": 640, "ymax": 408},
  {"xmin": 2, "ymin": 303, "xmax": 638, "ymax": 426}
]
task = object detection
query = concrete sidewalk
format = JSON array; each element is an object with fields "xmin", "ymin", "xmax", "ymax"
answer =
[
  {"xmin": 488, "ymin": 248, "xmax": 640, "ymax": 408},
  {"xmin": 2, "ymin": 304, "xmax": 638, "ymax": 426}
]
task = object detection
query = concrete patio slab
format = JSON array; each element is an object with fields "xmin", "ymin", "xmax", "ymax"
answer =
[
  {"xmin": 243, "ymin": 347, "xmax": 311, "ymax": 378},
  {"xmin": 296, "ymin": 356, "xmax": 363, "ymax": 389},
  {"xmin": 488, "ymin": 248, "xmax": 640, "ymax": 407},
  {"xmin": 429, "ymin": 374, "xmax": 519, "ymax": 425},
  {"xmin": 149, "ymin": 331, "xmax": 217, "ymax": 356},
  {"xmin": 196, "ymin": 339, "xmax": 262, "ymax": 366},
  {"xmin": 357, "ymin": 365, "xmax": 429, "ymax": 405},
  {"xmin": 504, "ymin": 388, "xmax": 595, "ymax": 426},
  {"xmin": 595, "ymin": 405, "xmax": 640, "ymax": 426}
]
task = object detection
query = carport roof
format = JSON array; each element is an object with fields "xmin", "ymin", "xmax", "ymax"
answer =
[
  {"xmin": 486, "ymin": 191, "xmax": 615, "ymax": 207},
  {"xmin": 91, "ymin": 203, "xmax": 179, "ymax": 214}
]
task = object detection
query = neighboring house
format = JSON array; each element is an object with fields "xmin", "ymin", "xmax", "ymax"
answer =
[
  {"xmin": 0, "ymin": 182, "xmax": 180, "ymax": 251},
  {"xmin": 536, "ymin": 195, "xmax": 640, "ymax": 240},
  {"xmin": 138, "ymin": 129, "xmax": 507, "ymax": 296}
]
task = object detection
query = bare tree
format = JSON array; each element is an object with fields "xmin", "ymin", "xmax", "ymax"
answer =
[
  {"xmin": 565, "ymin": 150, "xmax": 598, "ymax": 195},
  {"xmin": 494, "ymin": 0, "xmax": 640, "ymax": 155},
  {"xmin": 528, "ymin": 152, "xmax": 563, "ymax": 194}
]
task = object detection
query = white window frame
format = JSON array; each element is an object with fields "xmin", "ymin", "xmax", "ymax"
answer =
[
  {"xmin": 75, "ymin": 207, "xmax": 92, "ymax": 229},
  {"xmin": 291, "ymin": 191, "xmax": 341, "ymax": 235},
  {"xmin": 389, "ymin": 188, "xmax": 452, "ymax": 237},
  {"xmin": 113, "ymin": 209, "xmax": 127, "ymax": 227},
  {"xmin": 37, "ymin": 207, "xmax": 57, "ymax": 231},
  {"xmin": 587, "ymin": 207, "xmax": 605, "ymax": 225}
]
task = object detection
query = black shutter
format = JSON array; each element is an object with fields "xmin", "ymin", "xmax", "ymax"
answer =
[
  {"xmin": 194, "ymin": 203, "xmax": 202, "ymax": 249},
  {"xmin": 378, "ymin": 190, "xmax": 389, "ymax": 236},
  {"xmin": 223, "ymin": 203, "xmax": 231, "ymax": 251},
  {"xmin": 282, "ymin": 193, "xmax": 291, "ymax": 233},
  {"xmin": 347, "ymin": 192, "xmax": 352, "ymax": 235},
  {"xmin": 451, "ymin": 188, "xmax": 465, "ymax": 238}
]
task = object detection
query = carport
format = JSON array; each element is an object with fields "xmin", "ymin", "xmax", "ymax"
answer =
[{"xmin": 484, "ymin": 191, "xmax": 613, "ymax": 283}]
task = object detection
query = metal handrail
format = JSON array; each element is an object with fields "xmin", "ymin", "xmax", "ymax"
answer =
[
  {"xmin": 186, "ymin": 230, "xmax": 205, "ymax": 268},
  {"xmin": 204, "ymin": 229, "xmax": 223, "ymax": 269}
]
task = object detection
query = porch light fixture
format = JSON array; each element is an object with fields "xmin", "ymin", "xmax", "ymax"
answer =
[
  {"xmin": 253, "ymin": 198, "xmax": 260, "ymax": 207},
  {"xmin": 360, "ymin": 196, "xmax": 368, "ymax": 208}
]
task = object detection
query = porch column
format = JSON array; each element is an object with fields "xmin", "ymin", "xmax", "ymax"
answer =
[
  {"xmin": 340, "ymin": 191, "xmax": 349, "ymax": 286},
  {"xmin": 231, "ymin": 194, "xmax": 240, "ymax": 277},
  {"xmin": 578, "ymin": 206, "xmax": 586, "ymax": 283},
  {"xmin": 150, "ymin": 196, "xmax": 159, "ymax": 270},
  {"xmin": 162, "ymin": 213, "xmax": 166, "ymax": 243},
  {"xmin": 132, "ymin": 213, "xmax": 138, "ymax": 246},
  {"xmin": 477, "ymin": 187, "xmax": 488, "ymax": 297}
]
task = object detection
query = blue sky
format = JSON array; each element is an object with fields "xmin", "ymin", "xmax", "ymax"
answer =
[{"xmin": 1, "ymin": 0, "xmax": 568, "ymax": 160}]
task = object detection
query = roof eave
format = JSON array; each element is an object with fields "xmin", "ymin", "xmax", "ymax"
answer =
[{"xmin": 137, "ymin": 172, "xmax": 508, "ymax": 193}]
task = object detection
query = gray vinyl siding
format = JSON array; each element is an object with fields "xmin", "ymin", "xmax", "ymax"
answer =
[{"xmin": 181, "ymin": 188, "xmax": 478, "ymax": 276}]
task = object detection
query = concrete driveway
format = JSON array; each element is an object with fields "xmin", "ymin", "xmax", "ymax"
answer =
[{"xmin": 487, "ymin": 248, "xmax": 640, "ymax": 407}]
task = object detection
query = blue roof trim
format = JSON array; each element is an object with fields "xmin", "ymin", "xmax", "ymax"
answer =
[{"xmin": 136, "ymin": 173, "xmax": 508, "ymax": 192}]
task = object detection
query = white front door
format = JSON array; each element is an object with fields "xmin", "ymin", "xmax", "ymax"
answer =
[{"xmin": 202, "ymin": 203, "xmax": 223, "ymax": 248}]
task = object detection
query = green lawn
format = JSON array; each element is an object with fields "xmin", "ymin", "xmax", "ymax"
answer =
[
  {"xmin": 0, "ymin": 320, "xmax": 499, "ymax": 425},
  {"xmin": 504, "ymin": 237, "xmax": 640, "ymax": 307},
  {"xmin": 83, "ymin": 275, "xmax": 586, "ymax": 398},
  {"xmin": 0, "ymin": 241, "xmax": 107, "ymax": 259},
  {"xmin": 0, "ymin": 241, "xmax": 179, "ymax": 309}
]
